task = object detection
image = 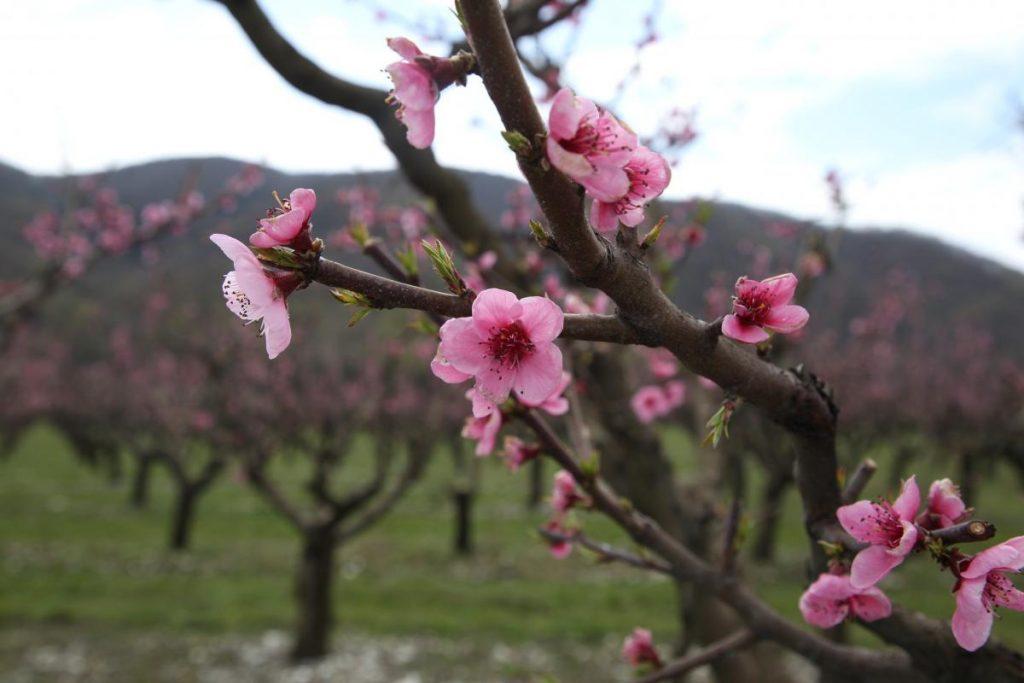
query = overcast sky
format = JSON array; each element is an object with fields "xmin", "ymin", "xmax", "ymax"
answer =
[{"xmin": 2, "ymin": 0, "xmax": 1023, "ymax": 270}]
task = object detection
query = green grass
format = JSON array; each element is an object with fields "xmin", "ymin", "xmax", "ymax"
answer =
[{"xmin": 2, "ymin": 423, "xmax": 1023, "ymax": 658}]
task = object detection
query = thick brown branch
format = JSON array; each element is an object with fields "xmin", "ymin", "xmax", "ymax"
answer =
[
  {"xmin": 636, "ymin": 630, "xmax": 758, "ymax": 683},
  {"xmin": 841, "ymin": 458, "xmax": 878, "ymax": 504},
  {"xmin": 927, "ymin": 520, "xmax": 996, "ymax": 544}
]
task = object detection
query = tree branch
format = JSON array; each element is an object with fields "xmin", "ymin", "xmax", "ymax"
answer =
[
  {"xmin": 636, "ymin": 630, "xmax": 758, "ymax": 683},
  {"xmin": 537, "ymin": 527, "xmax": 674, "ymax": 575}
]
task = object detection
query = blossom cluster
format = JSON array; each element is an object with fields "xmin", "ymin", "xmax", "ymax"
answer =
[{"xmin": 799, "ymin": 476, "xmax": 1024, "ymax": 651}]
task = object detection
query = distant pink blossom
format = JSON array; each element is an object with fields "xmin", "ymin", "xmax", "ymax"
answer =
[
  {"xmin": 546, "ymin": 87, "xmax": 637, "ymax": 198},
  {"xmin": 551, "ymin": 469, "xmax": 583, "ymax": 514},
  {"xmin": 432, "ymin": 288, "xmax": 565, "ymax": 405},
  {"xmin": 645, "ymin": 348, "xmax": 679, "ymax": 379},
  {"xmin": 630, "ymin": 381, "xmax": 686, "ymax": 424},
  {"xmin": 952, "ymin": 536, "xmax": 1024, "ymax": 651},
  {"xmin": 210, "ymin": 234, "xmax": 293, "ymax": 360},
  {"xmin": 249, "ymin": 188, "xmax": 316, "ymax": 248},
  {"xmin": 588, "ymin": 145, "xmax": 671, "ymax": 232},
  {"xmin": 722, "ymin": 273, "xmax": 809, "ymax": 344},
  {"xmin": 544, "ymin": 518, "xmax": 573, "ymax": 559},
  {"xmin": 622, "ymin": 628, "xmax": 662, "ymax": 668},
  {"xmin": 837, "ymin": 476, "xmax": 920, "ymax": 588},
  {"xmin": 923, "ymin": 478, "xmax": 967, "ymax": 529},
  {"xmin": 503, "ymin": 436, "xmax": 540, "ymax": 471},
  {"xmin": 799, "ymin": 573, "xmax": 892, "ymax": 629}
]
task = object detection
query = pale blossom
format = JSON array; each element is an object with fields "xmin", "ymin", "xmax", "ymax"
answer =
[
  {"xmin": 210, "ymin": 234, "xmax": 293, "ymax": 360},
  {"xmin": 799, "ymin": 573, "xmax": 892, "ymax": 629},
  {"xmin": 385, "ymin": 37, "xmax": 437, "ymax": 148},
  {"xmin": 432, "ymin": 288, "xmax": 565, "ymax": 405},
  {"xmin": 951, "ymin": 536, "xmax": 1024, "ymax": 651},
  {"xmin": 837, "ymin": 476, "xmax": 920, "ymax": 588},
  {"xmin": 722, "ymin": 273, "xmax": 809, "ymax": 344}
]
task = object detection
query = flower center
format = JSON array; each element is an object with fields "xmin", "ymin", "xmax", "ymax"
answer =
[
  {"xmin": 869, "ymin": 502, "xmax": 904, "ymax": 546},
  {"xmin": 486, "ymin": 320, "xmax": 534, "ymax": 368},
  {"xmin": 983, "ymin": 573, "xmax": 1015, "ymax": 611},
  {"xmin": 560, "ymin": 113, "xmax": 628, "ymax": 158},
  {"xmin": 735, "ymin": 285, "xmax": 773, "ymax": 325}
]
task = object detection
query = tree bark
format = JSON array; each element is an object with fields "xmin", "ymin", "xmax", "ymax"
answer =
[
  {"xmin": 752, "ymin": 468, "xmax": 792, "ymax": 562},
  {"xmin": 130, "ymin": 452, "xmax": 154, "ymax": 510},
  {"xmin": 453, "ymin": 489, "xmax": 474, "ymax": 555},
  {"xmin": 169, "ymin": 484, "xmax": 197, "ymax": 551},
  {"xmin": 527, "ymin": 456, "xmax": 544, "ymax": 510},
  {"xmin": 291, "ymin": 528, "xmax": 336, "ymax": 662}
]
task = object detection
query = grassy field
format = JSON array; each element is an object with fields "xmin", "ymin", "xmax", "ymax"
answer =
[{"xmin": 1, "ymin": 424, "xmax": 1022, "ymax": 680}]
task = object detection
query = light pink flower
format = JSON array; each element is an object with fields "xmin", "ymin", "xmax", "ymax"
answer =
[
  {"xmin": 837, "ymin": 476, "xmax": 921, "ymax": 588},
  {"xmin": 546, "ymin": 87, "xmax": 637, "ymax": 197},
  {"xmin": 521, "ymin": 371, "xmax": 571, "ymax": 415},
  {"xmin": 385, "ymin": 38, "xmax": 437, "ymax": 148},
  {"xmin": 210, "ymin": 234, "xmax": 293, "ymax": 360},
  {"xmin": 645, "ymin": 348, "xmax": 679, "ymax": 379},
  {"xmin": 722, "ymin": 273, "xmax": 809, "ymax": 344},
  {"xmin": 551, "ymin": 469, "xmax": 582, "ymax": 514},
  {"xmin": 622, "ymin": 628, "xmax": 662, "ymax": 668},
  {"xmin": 503, "ymin": 436, "xmax": 540, "ymax": 471},
  {"xmin": 799, "ymin": 573, "xmax": 893, "ymax": 629},
  {"xmin": 925, "ymin": 478, "xmax": 967, "ymax": 529},
  {"xmin": 588, "ymin": 146, "xmax": 671, "ymax": 233},
  {"xmin": 630, "ymin": 381, "xmax": 686, "ymax": 424},
  {"xmin": 951, "ymin": 536, "xmax": 1024, "ymax": 651},
  {"xmin": 249, "ymin": 188, "xmax": 316, "ymax": 248},
  {"xmin": 462, "ymin": 390, "xmax": 502, "ymax": 456},
  {"xmin": 432, "ymin": 288, "xmax": 565, "ymax": 405}
]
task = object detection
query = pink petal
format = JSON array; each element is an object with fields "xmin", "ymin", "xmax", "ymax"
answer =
[
  {"xmin": 961, "ymin": 543, "xmax": 1022, "ymax": 580},
  {"xmin": 590, "ymin": 199, "xmax": 620, "ymax": 233},
  {"xmin": 257, "ymin": 210, "xmax": 305, "ymax": 242},
  {"xmin": 512, "ymin": 342, "xmax": 564, "ymax": 405},
  {"xmin": 892, "ymin": 475, "xmax": 921, "ymax": 521},
  {"xmin": 734, "ymin": 276, "xmax": 761, "ymax": 299},
  {"xmin": 288, "ymin": 188, "xmax": 316, "ymax": 221},
  {"xmin": 722, "ymin": 314, "xmax": 769, "ymax": 344},
  {"xmin": 837, "ymin": 501, "xmax": 892, "ymax": 545},
  {"xmin": 762, "ymin": 273, "xmax": 798, "ymax": 306},
  {"xmin": 472, "ymin": 288, "xmax": 523, "ymax": 332},
  {"xmin": 210, "ymin": 233, "xmax": 259, "ymax": 269},
  {"xmin": 475, "ymin": 363, "xmax": 516, "ymax": 404},
  {"xmin": 849, "ymin": 544, "xmax": 904, "ymax": 589},
  {"xmin": 629, "ymin": 146, "xmax": 672, "ymax": 200},
  {"xmin": 431, "ymin": 351, "xmax": 472, "ymax": 384},
  {"xmin": 547, "ymin": 87, "xmax": 590, "ymax": 140},
  {"xmin": 952, "ymin": 578, "xmax": 993, "ymax": 651},
  {"xmin": 581, "ymin": 165, "xmax": 630, "ymax": 202},
  {"xmin": 764, "ymin": 305, "xmax": 809, "ymax": 333},
  {"xmin": 249, "ymin": 230, "xmax": 281, "ymax": 248},
  {"xmin": 850, "ymin": 586, "xmax": 893, "ymax": 622},
  {"xmin": 438, "ymin": 317, "xmax": 488, "ymax": 375},
  {"xmin": 799, "ymin": 575, "xmax": 851, "ymax": 629},
  {"xmin": 891, "ymin": 520, "xmax": 919, "ymax": 558},
  {"xmin": 386, "ymin": 62, "xmax": 438, "ymax": 110},
  {"xmin": 262, "ymin": 298, "xmax": 291, "ymax": 360},
  {"xmin": 518, "ymin": 296, "xmax": 564, "ymax": 343},
  {"xmin": 221, "ymin": 272, "xmax": 258, "ymax": 321},
  {"xmin": 386, "ymin": 36, "xmax": 422, "ymax": 60},
  {"xmin": 618, "ymin": 205, "xmax": 646, "ymax": 228},
  {"xmin": 546, "ymin": 135, "xmax": 594, "ymax": 180},
  {"xmin": 927, "ymin": 479, "xmax": 966, "ymax": 525},
  {"xmin": 995, "ymin": 585, "xmax": 1024, "ymax": 612},
  {"xmin": 400, "ymin": 106, "xmax": 435, "ymax": 149}
]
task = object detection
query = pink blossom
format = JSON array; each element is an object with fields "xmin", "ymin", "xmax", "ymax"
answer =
[
  {"xmin": 799, "ymin": 573, "xmax": 893, "ymax": 629},
  {"xmin": 249, "ymin": 188, "xmax": 316, "ymax": 248},
  {"xmin": 385, "ymin": 38, "xmax": 437, "ymax": 148},
  {"xmin": 432, "ymin": 288, "xmax": 565, "ymax": 405},
  {"xmin": 630, "ymin": 381, "xmax": 686, "ymax": 424},
  {"xmin": 551, "ymin": 469, "xmax": 582, "ymax": 514},
  {"xmin": 503, "ymin": 436, "xmax": 540, "ymax": 471},
  {"xmin": 462, "ymin": 397, "xmax": 502, "ymax": 457},
  {"xmin": 588, "ymin": 146, "xmax": 671, "ymax": 232},
  {"xmin": 622, "ymin": 628, "xmax": 662, "ymax": 668},
  {"xmin": 521, "ymin": 371, "xmax": 571, "ymax": 416},
  {"xmin": 544, "ymin": 518, "xmax": 573, "ymax": 559},
  {"xmin": 645, "ymin": 348, "xmax": 679, "ymax": 379},
  {"xmin": 951, "ymin": 536, "xmax": 1024, "ymax": 651},
  {"xmin": 210, "ymin": 234, "xmax": 293, "ymax": 359},
  {"xmin": 837, "ymin": 476, "xmax": 921, "ymax": 588},
  {"xmin": 546, "ymin": 87, "xmax": 637, "ymax": 197},
  {"xmin": 924, "ymin": 478, "xmax": 967, "ymax": 529},
  {"xmin": 722, "ymin": 273, "xmax": 809, "ymax": 344}
]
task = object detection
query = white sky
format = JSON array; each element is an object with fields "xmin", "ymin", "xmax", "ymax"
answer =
[{"xmin": 1, "ymin": 0, "xmax": 1023, "ymax": 270}]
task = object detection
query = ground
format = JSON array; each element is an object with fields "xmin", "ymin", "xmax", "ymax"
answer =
[{"xmin": 1, "ymin": 426, "xmax": 1022, "ymax": 681}]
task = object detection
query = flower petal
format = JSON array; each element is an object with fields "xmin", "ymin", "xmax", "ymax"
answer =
[
  {"xmin": 518, "ymin": 296, "xmax": 564, "ymax": 343},
  {"xmin": 850, "ymin": 586, "xmax": 892, "ymax": 622},
  {"xmin": 961, "ymin": 543, "xmax": 1021, "ymax": 580},
  {"xmin": 438, "ymin": 317, "xmax": 488, "ymax": 375},
  {"xmin": 512, "ymin": 343, "xmax": 564, "ymax": 405},
  {"xmin": 722, "ymin": 314, "xmax": 769, "ymax": 344},
  {"xmin": 581, "ymin": 165, "xmax": 630, "ymax": 202},
  {"xmin": 547, "ymin": 87, "xmax": 591, "ymax": 140},
  {"xmin": 261, "ymin": 298, "xmax": 291, "ymax": 360},
  {"xmin": 546, "ymin": 136, "xmax": 594, "ymax": 180},
  {"xmin": 386, "ymin": 36, "xmax": 422, "ymax": 60},
  {"xmin": 763, "ymin": 272, "xmax": 798, "ymax": 306},
  {"xmin": 952, "ymin": 577, "xmax": 993, "ymax": 651},
  {"xmin": 210, "ymin": 233, "xmax": 259, "ymax": 269},
  {"xmin": 471, "ymin": 288, "xmax": 524, "ymax": 332},
  {"xmin": 892, "ymin": 475, "xmax": 921, "ymax": 521},
  {"xmin": 850, "ymin": 544, "xmax": 904, "ymax": 589},
  {"xmin": 401, "ymin": 106, "xmax": 435, "ymax": 149},
  {"xmin": 837, "ymin": 501, "xmax": 892, "ymax": 545},
  {"xmin": 590, "ymin": 199, "xmax": 620, "ymax": 233},
  {"xmin": 764, "ymin": 304, "xmax": 809, "ymax": 333},
  {"xmin": 431, "ymin": 351, "xmax": 473, "ymax": 384}
]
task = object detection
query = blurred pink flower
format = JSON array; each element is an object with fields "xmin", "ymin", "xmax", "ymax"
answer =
[
  {"xmin": 952, "ymin": 536, "xmax": 1024, "ymax": 651},
  {"xmin": 622, "ymin": 628, "xmax": 662, "ymax": 668},
  {"xmin": 588, "ymin": 146, "xmax": 671, "ymax": 232},
  {"xmin": 799, "ymin": 573, "xmax": 892, "ymax": 629},
  {"xmin": 924, "ymin": 478, "xmax": 967, "ymax": 529},
  {"xmin": 551, "ymin": 469, "xmax": 582, "ymax": 514},
  {"xmin": 837, "ymin": 476, "xmax": 920, "ymax": 588},
  {"xmin": 544, "ymin": 518, "xmax": 573, "ymax": 559},
  {"xmin": 630, "ymin": 381, "xmax": 685, "ymax": 424},
  {"xmin": 503, "ymin": 436, "xmax": 540, "ymax": 471},
  {"xmin": 210, "ymin": 234, "xmax": 292, "ymax": 359},
  {"xmin": 432, "ymin": 288, "xmax": 564, "ymax": 405},
  {"xmin": 722, "ymin": 273, "xmax": 809, "ymax": 344}
]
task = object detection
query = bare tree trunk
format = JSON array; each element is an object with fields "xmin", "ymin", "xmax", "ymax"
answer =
[
  {"xmin": 752, "ymin": 468, "xmax": 792, "ymax": 562},
  {"xmin": 291, "ymin": 528, "xmax": 336, "ymax": 662},
  {"xmin": 129, "ymin": 452, "xmax": 154, "ymax": 510},
  {"xmin": 169, "ymin": 484, "xmax": 197, "ymax": 551},
  {"xmin": 450, "ymin": 436, "xmax": 475, "ymax": 556},
  {"xmin": 957, "ymin": 447, "xmax": 978, "ymax": 508}
]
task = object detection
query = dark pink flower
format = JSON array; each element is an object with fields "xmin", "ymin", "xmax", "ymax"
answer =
[
  {"xmin": 503, "ymin": 436, "xmax": 540, "ymax": 471},
  {"xmin": 432, "ymin": 288, "xmax": 565, "ymax": 405},
  {"xmin": 799, "ymin": 573, "xmax": 892, "ymax": 629},
  {"xmin": 951, "ymin": 536, "xmax": 1024, "ymax": 651},
  {"xmin": 210, "ymin": 234, "xmax": 293, "ymax": 359},
  {"xmin": 622, "ymin": 628, "xmax": 662, "ymax": 668},
  {"xmin": 837, "ymin": 476, "xmax": 920, "ymax": 588},
  {"xmin": 544, "ymin": 518, "xmax": 573, "ymax": 559},
  {"xmin": 551, "ymin": 469, "xmax": 582, "ymax": 514},
  {"xmin": 249, "ymin": 188, "xmax": 316, "ymax": 248},
  {"xmin": 587, "ymin": 146, "xmax": 671, "ymax": 232},
  {"xmin": 546, "ymin": 87, "xmax": 637, "ymax": 197},
  {"xmin": 722, "ymin": 273, "xmax": 809, "ymax": 344}
]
